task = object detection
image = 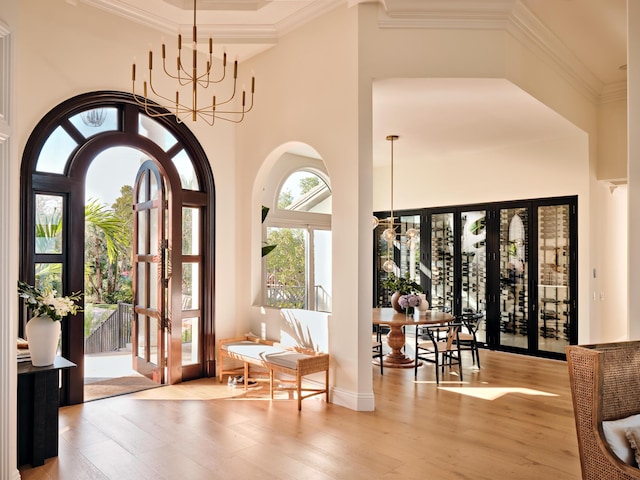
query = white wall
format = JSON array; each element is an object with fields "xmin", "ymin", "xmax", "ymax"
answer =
[
  {"xmin": 590, "ymin": 183, "xmax": 628, "ymax": 343},
  {"xmin": 239, "ymin": 4, "xmax": 368, "ymax": 410},
  {"xmin": 598, "ymin": 97, "xmax": 627, "ymax": 181}
]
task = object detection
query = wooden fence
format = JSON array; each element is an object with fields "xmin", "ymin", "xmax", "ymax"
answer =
[{"xmin": 84, "ymin": 303, "xmax": 133, "ymax": 354}]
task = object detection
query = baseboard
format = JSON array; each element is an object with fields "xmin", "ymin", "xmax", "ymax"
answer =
[{"xmin": 330, "ymin": 386, "xmax": 375, "ymax": 412}]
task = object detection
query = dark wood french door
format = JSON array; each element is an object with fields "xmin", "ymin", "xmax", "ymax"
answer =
[
  {"xmin": 21, "ymin": 92, "xmax": 214, "ymax": 403},
  {"xmin": 132, "ymin": 160, "xmax": 170, "ymax": 382}
]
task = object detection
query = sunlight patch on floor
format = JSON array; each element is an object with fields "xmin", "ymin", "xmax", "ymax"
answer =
[
  {"xmin": 126, "ymin": 380, "xmax": 293, "ymax": 401},
  {"xmin": 413, "ymin": 380, "xmax": 470, "ymax": 385},
  {"xmin": 436, "ymin": 386, "xmax": 558, "ymax": 400}
]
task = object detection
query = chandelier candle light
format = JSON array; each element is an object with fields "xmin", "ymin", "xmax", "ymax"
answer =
[
  {"xmin": 131, "ymin": 0, "xmax": 255, "ymax": 126},
  {"xmin": 377, "ymin": 135, "xmax": 419, "ymax": 274}
]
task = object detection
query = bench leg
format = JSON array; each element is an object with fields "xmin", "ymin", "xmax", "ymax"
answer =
[
  {"xmin": 269, "ymin": 369, "xmax": 274, "ymax": 399},
  {"xmin": 297, "ymin": 373, "xmax": 302, "ymax": 411},
  {"xmin": 325, "ymin": 368, "xmax": 329, "ymax": 402}
]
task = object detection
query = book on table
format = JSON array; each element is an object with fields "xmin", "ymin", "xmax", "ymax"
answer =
[{"xmin": 17, "ymin": 338, "xmax": 30, "ymax": 363}]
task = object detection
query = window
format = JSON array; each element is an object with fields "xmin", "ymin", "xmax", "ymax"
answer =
[{"xmin": 263, "ymin": 163, "xmax": 332, "ymax": 311}]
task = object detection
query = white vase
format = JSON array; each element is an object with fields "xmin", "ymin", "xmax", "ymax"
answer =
[
  {"xmin": 418, "ymin": 293, "xmax": 430, "ymax": 314},
  {"xmin": 25, "ymin": 315, "xmax": 61, "ymax": 366}
]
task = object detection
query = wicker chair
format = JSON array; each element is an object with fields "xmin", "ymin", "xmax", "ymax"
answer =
[{"xmin": 566, "ymin": 342, "xmax": 640, "ymax": 480}]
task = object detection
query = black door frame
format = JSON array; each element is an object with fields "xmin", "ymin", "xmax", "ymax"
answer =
[{"xmin": 374, "ymin": 195, "xmax": 578, "ymax": 361}]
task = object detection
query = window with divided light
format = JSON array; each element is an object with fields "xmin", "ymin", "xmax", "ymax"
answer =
[
  {"xmin": 264, "ymin": 168, "xmax": 332, "ymax": 311},
  {"xmin": 21, "ymin": 92, "xmax": 214, "ymax": 401}
]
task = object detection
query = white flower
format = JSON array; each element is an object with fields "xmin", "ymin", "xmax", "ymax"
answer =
[{"xmin": 18, "ymin": 281, "xmax": 82, "ymax": 321}]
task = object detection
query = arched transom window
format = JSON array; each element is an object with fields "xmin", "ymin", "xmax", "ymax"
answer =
[{"xmin": 263, "ymin": 151, "xmax": 332, "ymax": 312}]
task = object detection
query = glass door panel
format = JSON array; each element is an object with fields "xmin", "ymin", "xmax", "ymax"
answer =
[
  {"xmin": 182, "ymin": 317, "xmax": 199, "ymax": 366},
  {"xmin": 132, "ymin": 160, "xmax": 166, "ymax": 383},
  {"xmin": 499, "ymin": 207, "xmax": 529, "ymax": 349},
  {"xmin": 374, "ymin": 218, "xmax": 394, "ymax": 307},
  {"xmin": 35, "ymin": 194, "xmax": 63, "ymax": 254},
  {"xmin": 537, "ymin": 205, "xmax": 570, "ymax": 354},
  {"xmin": 181, "ymin": 262, "xmax": 199, "ymax": 366},
  {"xmin": 373, "ymin": 212, "xmax": 419, "ymax": 307},
  {"xmin": 182, "ymin": 263, "xmax": 199, "ymax": 310},
  {"xmin": 461, "ymin": 210, "xmax": 487, "ymax": 343},
  {"xmin": 182, "ymin": 207, "xmax": 200, "ymax": 255},
  {"xmin": 431, "ymin": 213, "xmax": 454, "ymax": 312},
  {"xmin": 397, "ymin": 214, "xmax": 420, "ymax": 283},
  {"xmin": 313, "ymin": 229, "xmax": 332, "ymax": 312},
  {"xmin": 180, "ymin": 204, "xmax": 203, "ymax": 374},
  {"xmin": 265, "ymin": 227, "xmax": 306, "ymax": 308}
]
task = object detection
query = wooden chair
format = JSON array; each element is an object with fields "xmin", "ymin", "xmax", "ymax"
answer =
[
  {"xmin": 414, "ymin": 322, "xmax": 463, "ymax": 384},
  {"xmin": 566, "ymin": 342, "xmax": 640, "ymax": 479},
  {"xmin": 457, "ymin": 312, "xmax": 483, "ymax": 368}
]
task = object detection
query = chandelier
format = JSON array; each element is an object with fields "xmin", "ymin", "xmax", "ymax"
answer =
[
  {"xmin": 374, "ymin": 135, "xmax": 418, "ymax": 273},
  {"xmin": 131, "ymin": 0, "xmax": 255, "ymax": 126}
]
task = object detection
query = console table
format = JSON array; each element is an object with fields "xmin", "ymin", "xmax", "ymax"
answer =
[{"xmin": 17, "ymin": 356, "xmax": 76, "ymax": 467}]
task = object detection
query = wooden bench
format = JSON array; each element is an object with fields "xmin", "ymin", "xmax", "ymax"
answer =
[{"xmin": 218, "ymin": 335, "xmax": 330, "ymax": 411}]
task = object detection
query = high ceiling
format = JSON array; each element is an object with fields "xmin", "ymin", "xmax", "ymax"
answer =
[
  {"xmin": 83, "ymin": 0, "xmax": 627, "ymax": 83},
  {"xmin": 78, "ymin": 0, "xmax": 627, "ymax": 169}
]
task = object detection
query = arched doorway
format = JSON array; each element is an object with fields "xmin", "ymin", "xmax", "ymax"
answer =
[{"xmin": 19, "ymin": 91, "xmax": 216, "ymax": 405}]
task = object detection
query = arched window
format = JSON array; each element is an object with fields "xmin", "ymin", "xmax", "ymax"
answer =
[
  {"xmin": 20, "ymin": 91, "xmax": 215, "ymax": 405},
  {"xmin": 263, "ymin": 152, "xmax": 332, "ymax": 312}
]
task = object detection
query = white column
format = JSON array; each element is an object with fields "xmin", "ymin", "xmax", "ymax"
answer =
[
  {"xmin": 629, "ymin": 1, "xmax": 640, "ymax": 339},
  {"xmin": 0, "ymin": 12, "xmax": 20, "ymax": 479}
]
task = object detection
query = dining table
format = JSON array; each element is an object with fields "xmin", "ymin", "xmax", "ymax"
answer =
[{"xmin": 372, "ymin": 307, "xmax": 455, "ymax": 368}]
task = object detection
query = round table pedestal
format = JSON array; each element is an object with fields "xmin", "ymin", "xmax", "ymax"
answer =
[{"xmin": 379, "ymin": 324, "xmax": 420, "ymax": 368}]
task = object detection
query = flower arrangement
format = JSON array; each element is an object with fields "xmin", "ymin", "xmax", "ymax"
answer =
[
  {"xmin": 398, "ymin": 294, "xmax": 422, "ymax": 309},
  {"xmin": 18, "ymin": 281, "xmax": 83, "ymax": 321}
]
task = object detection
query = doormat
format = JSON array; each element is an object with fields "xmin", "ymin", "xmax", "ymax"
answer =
[{"xmin": 84, "ymin": 375, "xmax": 161, "ymax": 402}]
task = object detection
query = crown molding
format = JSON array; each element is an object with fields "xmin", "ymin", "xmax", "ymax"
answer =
[
  {"xmin": 79, "ymin": 0, "xmax": 280, "ymax": 41},
  {"xmin": 275, "ymin": 0, "xmax": 344, "ymax": 38},
  {"xmin": 378, "ymin": 0, "xmax": 514, "ymax": 28},
  {"xmin": 80, "ymin": 0, "xmax": 179, "ymax": 34},
  {"xmin": 161, "ymin": 0, "xmax": 270, "ymax": 10},
  {"xmin": 377, "ymin": 0, "xmax": 605, "ymax": 104},
  {"xmin": 80, "ymin": 0, "xmax": 343, "ymax": 47},
  {"xmin": 507, "ymin": 1, "xmax": 601, "ymax": 102},
  {"xmin": 77, "ymin": 0, "xmax": 619, "ymax": 103}
]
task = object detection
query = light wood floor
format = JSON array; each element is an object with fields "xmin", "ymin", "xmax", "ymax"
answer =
[{"xmin": 19, "ymin": 349, "xmax": 582, "ymax": 480}]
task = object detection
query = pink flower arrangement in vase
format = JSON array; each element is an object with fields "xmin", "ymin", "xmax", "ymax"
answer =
[{"xmin": 398, "ymin": 293, "xmax": 422, "ymax": 316}]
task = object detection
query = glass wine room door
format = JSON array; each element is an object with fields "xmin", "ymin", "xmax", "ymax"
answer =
[
  {"xmin": 373, "ymin": 196, "xmax": 576, "ymax": 360},
  {"xmin": 498, "ymin": 206, "xmax": 530, "ymax": 350},
  {"xmin": 536, "ymin": 203, "xmax": 575, "ymax": 355},
  {"xmin": 494, "ymin": 199, "xmax": 577, "ymax": 357}
]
